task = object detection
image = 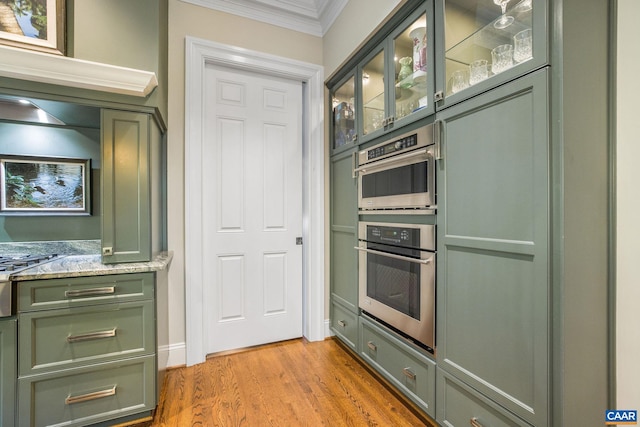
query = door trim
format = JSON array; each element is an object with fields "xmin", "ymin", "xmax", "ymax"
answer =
[{"xmin": 184, "ymin": 36, "xmax": 325, "ymax": 366}]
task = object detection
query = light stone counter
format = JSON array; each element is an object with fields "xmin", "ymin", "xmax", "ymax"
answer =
[{"xmin": 8, "ymin": 252, "xmax": 173, "ymax": 281}]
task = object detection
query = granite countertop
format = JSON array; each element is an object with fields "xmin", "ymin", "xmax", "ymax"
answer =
[{"xmin": 0, "ymin": 239, "xmax": 172, "ymax": 281}]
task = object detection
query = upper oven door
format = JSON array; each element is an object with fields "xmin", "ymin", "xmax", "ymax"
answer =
[{"xmin": 357, "ymin": 144, "xmax": 435, "ymax": 211}]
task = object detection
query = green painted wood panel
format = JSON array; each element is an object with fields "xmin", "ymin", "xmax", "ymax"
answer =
[
  {"xmin": 330, "ymin": 148, "xmax": 358, "ymax": 312},
  {"xmin": 330, "ymin": 301, "xmax": 358, "ymax": 351},
  {"xmin": 436, "ymin": 69, "xmax": 549, "ymax": 425},
  {"xmin": 436, "ymin": 368, "xmax": 532, "ymax": 427},
  {"xmin": 0, "ymin": 319, "xmax": 16, "ymax": 427},
  {"xmin": 18, "ymin": 355, "xmax": 156, "ymax": 427},
  {"xmin": 101, "ymin": 110, "xmax": 151, "ymax": 263},
  {"xmin": 18, "ymin": 273, "xmax": 154, "ymax": 312},
  {"xmin": 19, "ymin": 300, "xmax": 155, "ymax": 376},
  {"xmin": 360, "ymin": 316, "xmax": 436, "ymax": 417}
]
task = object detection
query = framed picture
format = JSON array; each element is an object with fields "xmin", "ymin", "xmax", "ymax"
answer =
[
  {"xmin": 0, "ymin": 0, "xmax": 65, "ymax": 55},
  {"xmin": 0, "ymin": 155, "xmax": 90, "ymax": 215}
]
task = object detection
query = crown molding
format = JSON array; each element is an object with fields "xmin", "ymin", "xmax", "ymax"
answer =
[
  {"xmin": 0, "ymin": 45, "xmax": 158, "ymax": 98},
  {"xmin": 180, "ymin": 0, "xmax": 348, "ymax": 37}
]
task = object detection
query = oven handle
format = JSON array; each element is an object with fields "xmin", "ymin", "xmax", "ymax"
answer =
[
  {"xmin": 354, "ymin": 246, "xmax": 434, "ymax": 264},
  {"xmin": 353, "ymin": 148, "xmax": 431, "ymax": 174}
]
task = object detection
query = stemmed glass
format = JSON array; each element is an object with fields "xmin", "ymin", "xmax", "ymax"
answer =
[{"xmin": 493, "ymin": 0, "xmax": 514, "ymax": 29}]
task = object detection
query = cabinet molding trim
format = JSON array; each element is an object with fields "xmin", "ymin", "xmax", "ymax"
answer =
[{"xmin": 0, "ymin": 45, "xmax": 158, "ymax": 97}]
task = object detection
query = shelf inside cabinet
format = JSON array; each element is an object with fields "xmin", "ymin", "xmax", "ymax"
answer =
[{"xmin": 445, "ymin": 1, "xmax": 532, "ymax": 66}]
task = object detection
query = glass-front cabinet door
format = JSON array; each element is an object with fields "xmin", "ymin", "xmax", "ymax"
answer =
[
  {"xmin": 435, "ymin": 0, "xmax": 547, "ymax": 108},
  {"xmin": 361, "ymin": 48, "xmax": 386, "ymax": 138},
  {"xmin": 331, "ymin": 74, "xmax": 356, "ymax": 153},
  {"xmin": 358, "ymin": 1, "xmax": 435, "ymax": 143}
]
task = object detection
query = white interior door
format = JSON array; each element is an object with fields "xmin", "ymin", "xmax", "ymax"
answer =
[{"xmin": 202, "ymin": 63, "xmax": 303, "ymax": 354}]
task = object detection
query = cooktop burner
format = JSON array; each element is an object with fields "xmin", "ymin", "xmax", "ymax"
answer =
[{"xmin": 0, "ymin": 254, "xmax": 59, "ymax": 272}]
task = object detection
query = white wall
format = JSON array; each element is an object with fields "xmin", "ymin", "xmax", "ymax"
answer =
[{"xmin": 616, "ymin": 0, "xmax": 640, "ymax": 410}]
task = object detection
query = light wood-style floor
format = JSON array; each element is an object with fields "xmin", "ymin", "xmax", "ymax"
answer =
[{"xmin": 139, "ymin": 338, "xmax": 435, "ymax": 426}]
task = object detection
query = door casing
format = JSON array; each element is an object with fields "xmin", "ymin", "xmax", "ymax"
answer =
[{"xmin": 184, "ymin": 37, "xmax": 325, "ymax": 366}]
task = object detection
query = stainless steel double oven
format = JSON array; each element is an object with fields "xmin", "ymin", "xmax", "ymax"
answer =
[{"xmin": 354, "ymin": 124, "xmax": 437, "ymax": 352}]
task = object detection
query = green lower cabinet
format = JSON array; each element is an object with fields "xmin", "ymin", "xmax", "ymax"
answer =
[
  {"xmin": 0, "ymin": 318, "xmax": 16, "ymax": 427},
  {"xmin": 436, "ymin": 368, "xmax": 532, "ymax": 427},
  {"xmin": 330, "ymin": 300, "xmax": 358, "ymax": 351},
  {"xmin": 19, "ymin": 300, "xmax": 155, "ymax": 376},
  {"xmin": 18, "ymin": 355, "xmax": 156, "ymax": 427},
  {"xmin": 359, "ymin": 316, "xmax": 436, "ymax": 417}
]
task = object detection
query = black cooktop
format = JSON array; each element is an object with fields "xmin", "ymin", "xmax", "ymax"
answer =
[{"xmin": 0, "ymin": 254, "xmax": 58, "ymax": 272}]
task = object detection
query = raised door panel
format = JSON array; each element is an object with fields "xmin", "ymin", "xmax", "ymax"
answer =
[
  {"xmin": 330, "ymin": 148, "xmax": 358, "ymax": 310},
  {"xmin": 0, "ymin": 319, "xmax": 16, "ymax": 427},
  {"xmin": 436, "ymin": 69, "xmax": 549, "ymax": 425},
  {"xmin": 101, "ymin": 109, "xmax": 151, "ymax": 264}
]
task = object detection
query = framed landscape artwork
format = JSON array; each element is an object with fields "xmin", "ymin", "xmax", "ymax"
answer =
[
  {"xmin": 0, "ymin": 0, "xmax": 65, "ymax": 55},
  {"xmin": 0, "ymin": 155, "xmax": 91, "ymax": 215}
]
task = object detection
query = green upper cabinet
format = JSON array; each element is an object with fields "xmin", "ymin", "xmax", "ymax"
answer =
[
  {"xmin": 358, "ymin": 2, "xmax": 436, "ymax": 143},
  {"xmin": 434, "ymin": 0, "xmax": 548, "ymax": 109},
  {"xmin": 101, "ymin": 110, "xmax": 165, "ymax": 264},
  {"xmin": 435, "ymin": 69, "xmax": 549, "ymax": 426}
]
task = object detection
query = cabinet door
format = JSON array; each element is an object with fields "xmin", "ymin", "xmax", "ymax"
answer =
[
  {"xmin": 435, "ymin": 0, "xmax": 548, "ymax": 109},
  {"xmin": 330, "ymin": 148, "xmax": 358, "ymax": 312},
  {"xmin": 331, "ymin": 73, "xmax": 357, "ymax": 154},
  {"xmin": 101, "ymin": 110, "xmax": 151, "ymax": 263},
  {"xmin": 435, "ymin": 69, "xmax": 549, "ymax": 425},
  {"xmin": 358, "ymin": 0, "xmax": 435, "ymax": 143},
  {"xmin": 0, "ymin": 319, "xmax": 16, "ymax": 427}
]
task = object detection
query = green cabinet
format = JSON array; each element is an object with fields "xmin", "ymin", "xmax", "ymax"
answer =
[
  {"xmin": 17, "ymin": 273, "xmax": 157, "ymax": 427},
  {"xmin": 329, "ymin": 147, "xmax": 358, "ymax": 350},
  {"xmin": 360, "ymin": 316, "xmax": 436, "ymax": 417},
  {"xmin": 101, "ymin": 110, "xmax": 165, "ymax": 264},
  {"xmin": 435, "ymin": 70, "xmax": 549, "ymax": 426},
  {"xmin": 0, "ymin": 319, "xmax": 16, "ymax": 427}
]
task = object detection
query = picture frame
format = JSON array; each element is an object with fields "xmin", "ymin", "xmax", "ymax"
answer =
[
  {"xmin": 0, "ymin": 0, "xmax": 65, "ymax": 55},
  {"xmin": 0, "ymin": 155, "xmax": 91, "ymax": 215}
]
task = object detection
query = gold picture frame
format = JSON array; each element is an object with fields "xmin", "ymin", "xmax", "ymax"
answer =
[{"xmin": 0, "ymin": 0, "xmax": 65, "ymax": 55}]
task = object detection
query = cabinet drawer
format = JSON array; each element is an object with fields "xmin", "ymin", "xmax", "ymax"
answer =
[
  {"xmin": 18, "ymin": 355, "xmax": 156, "ymax": 427},
  {"xmin": 18, "ymin": 273, "xmax": 154, "ymax": 312},
  {"xmin": 19, "ymin": 300, "xmax": 155, "ymax": 376},
  {"xmin": 359, "ymin": 316, "xmax": 435, "ymax": 416},
  {"xmin": 330, "ymin": 301, "xmax": 358, "ymax": 350},
  {"xmin": 436, "ymin": 368, "xmax": 533, "ymax": 427}
]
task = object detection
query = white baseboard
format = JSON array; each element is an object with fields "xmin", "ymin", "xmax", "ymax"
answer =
[
  {"xmin": 325, "ymin": 318, "xmax": 334, "ymax": 338},
  {"xmin": 159, "ymin": 342, "xmax": 187, "ymax": 368}
]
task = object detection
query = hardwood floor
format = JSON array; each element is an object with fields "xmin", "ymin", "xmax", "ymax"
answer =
[{"xmin": 142, "ymin": 338, "xmax": 435, "ymax": 426}]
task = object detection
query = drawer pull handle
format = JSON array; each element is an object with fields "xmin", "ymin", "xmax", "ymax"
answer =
[
  {"xmin": 337, "ymin": 320, "xmax": 346, "ymax": 328},
  {"xmin": 65, "ymin": 286, "xmax": 116, "ymax": 298},
  {"xmin": 367, "ymin": 341, "xmax": 377, "ymax": 352},
  {"xmin": 67, "ymin": 328, "xmax": 117, "ymax": 343},
  {"xmin": 402, "ymin": 367, "xmax": 416, "ymax": 380},
  {"xmin": 65, "ymin": 385, "xmax": 117, "ymax": 405},
  {"xmin": 470, "ymin": 417, "xmax": 484, "ymax": 427}
]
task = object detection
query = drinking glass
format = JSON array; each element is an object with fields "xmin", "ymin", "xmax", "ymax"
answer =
[
  {"xmin": 469, "ymin": 59, "xmax": 489, "ymax": 85},
  {"xmin": 513, "ymin": 28, "xmax": 533, "ymax": 63},
  {"xmin": 450, "ymin": 69, "xmax": 469, "ymax": 94},
  {"xmin": 493, "ymin": 0, "xmax": 514, "ymax": 29},
  {"xmin": 491, "ymin": 44, "xmax": 514, "ymax": 74}
]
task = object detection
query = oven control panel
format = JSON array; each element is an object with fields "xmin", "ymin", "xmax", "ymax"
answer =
[
  {"xmin": 361, "ymin": 222, "xmax": 435, "ymax": 252},
  {"xmin": 359, "ymin": 124, "xmax": 433, "ymax": 165}
]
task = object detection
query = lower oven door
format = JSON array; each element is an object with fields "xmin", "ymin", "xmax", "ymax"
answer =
[{"xmin": 356, "ymin": 243, "xmax": 435, "ymax": 351}]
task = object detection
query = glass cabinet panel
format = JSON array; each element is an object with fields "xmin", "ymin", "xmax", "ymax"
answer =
[
  {"xmin": 332, "ymin": 76, "xmax": 356, "ymax": 150},
  {"xmin": 362, "ymin": 50, "xmax": 385, "ymax": 136},
  {"xmin": 393, "ymin": 13, "xmax": 429, "ymax": 121},
  {"xmin": 443, "ymin": 0, "xmax": 533, "ymax": 97}
]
